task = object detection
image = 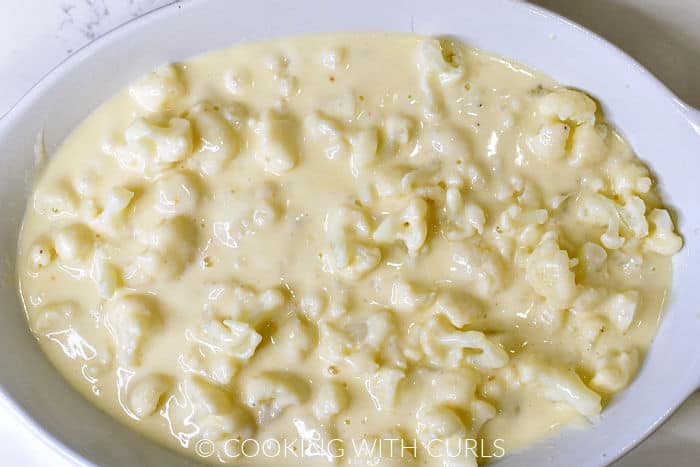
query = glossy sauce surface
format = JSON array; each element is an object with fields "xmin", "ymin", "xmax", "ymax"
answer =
[{"xmin": 17, "ymin": 34, "xmax": 682, "ymax": 465}]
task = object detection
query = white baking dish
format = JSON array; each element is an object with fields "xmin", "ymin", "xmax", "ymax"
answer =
[{"xmin": 1, "ymin": 0, "xmax": 699, "ymax": 465}]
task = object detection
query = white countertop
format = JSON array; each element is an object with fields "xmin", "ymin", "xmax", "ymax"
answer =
[{"xmin": 1, "ymin": 0, "xmax": 699, "ymax": 465}]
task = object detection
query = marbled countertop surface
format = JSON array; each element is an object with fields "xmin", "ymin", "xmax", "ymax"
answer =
[{"xmin": 1, "ymin": 0, "xmax": 699, "ymax": 465}]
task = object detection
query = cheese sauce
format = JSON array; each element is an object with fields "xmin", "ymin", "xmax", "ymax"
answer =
[{"xmin": 17, "ymin": 33, "xmax": 682, "ymax": 465}]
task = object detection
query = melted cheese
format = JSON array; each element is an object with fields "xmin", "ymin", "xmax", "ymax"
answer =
[{"xmin": 17, "ymin": 33, "xmax": 681, "ymax": 465}]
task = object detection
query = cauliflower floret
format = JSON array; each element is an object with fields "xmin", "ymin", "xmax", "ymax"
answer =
[
  {"xmin": 444, "ymin": 187, "xmax": 486, "ymax": 240},
  {"xmin": 373, "ymin": 198, "xmax": 429, "ymax": 254},
  {"xmin": 346, "ymin": 349, "xmax": 384, "ymax": 375},
  {"xmin": 317, "ymin": 317, "xmax": 385, "ymax": 375},
  {"xmin": 450, "ymin": 243, "xmax": 504, "ymax": 297},
  {"xmin": 364, "ymin": 311, "xmax": 398, "ymax": 349},
  {"xmin": 276, "ymin": 316, "xmax": 316, "ymax": 361},
  {"xmin": 194, "ymin": 319, "xmax": 262, "ymax": 360},
  {"xmin": 244, "ymin": 371, "xmax": 310, "ymax": 423},
  {"xmin": 619, "ymin": 196, "xmax": 648, "ymax": 239},
  {"xmin": 205, "ymin": 283, "xmax": 285, "ymax": 324},
  {"xmin": 90, "ymin": 248, "xmax": 121, "ymax": 299},
  {"xmin": 129, "ymin": 64, "xmax": 185, "ymax": 112},
  {"xmin": 154, "ymin": 171, "xmax": 200, "ymax": 216},
  {"xmin": 32, "ymin": 302, "xmax": 76, "ymax": 334},
  {"xmin": 184, "ymin": 376, "xmax": 256, "ymax": 447},
  {"xmin": 54, "ymin": 223, "xmax": 94, "ymax": 262},
  {"xmin": 266, "ymin": 53, "xmax": 299, "ymax": 98},
  {"xmin": 644, "ymin": 209, "xmax": 682, "ymax": 255},
  {"xmin": 33, "ymin": 180, "xmax": 79, "ymax": 219},
  {"xmin": 608, "ymin": 249, "xmax": 644, "ymax": 279},
  {"xmin": 127, "ymin": 373, "xmax": 172, "ymax": 418},
  {"xmin": 129, "ymin": 117, "xmax": 191, "ymax": 167},
  {"xmin": 292, "ymin": 415, "xmax": 343, "ymax": 464},
  {"xmin": 94, "ymin": 187, "xmax": 134, "ymax": 232},
  {"xmin": 300, "ymin": 291, "xmax": 327, "ymax": 322},
  {"xmin": 306, "ymin": 112, "xmax": 377, "ymax": 176},
  {"xmin": 349, "ymin": 127, "xmax": 379, "ymax": 176},
  {"xmin": 420, "ymin": 317, "xmax": 509, "ymax": 369},
  {"xmin": 491, "ymin": 203, "xmax": 548, "ymax": 258},
  {"xmin": 444, "ymin": 330, "xmax": 508, "ymax": 370},
  {"xmin": 569, "ymin": 287, "xmax": 638, "ymax": 339},
  {"xmin": 221, "ymin": 102, "xmax": 251, "ymax": 128},
  {"xmin": 526, "ymin": 122, "xmax": 570, "ymax": 160},
  {"xmin": 577, "ymin": 192, "xmax": 625, "ymax": 249},
  {"xmin": 493, "ymin": 176, "xmax": 542, "ymax": 207},
  {"xmin": 416, "ymin": 39, "xmax": 467, "ymax": 120},
  {"xmin": 538, "ymin": 88, "xmax": 597, "ymax": 125},
  {"xmin": 182, "ymin": 380, "xmax": 256, "ymax": 461},
  {"xmin": 398, "ymin": 164, "xmax": 456, "ymax": 200},
  {"xmin": 198, "ymin": 410, "xmax": 255, "ymax": 454},
  {"xmin": 606, "ymin": 158, "xmax": 652, "ymax": 197},
  {"xmin": 519, "ymin": 361, "xmax": 601, "ymax": 417},
  {"xmin": 313, "ymin": 380, "xmax": 349, "ymax": 421},
  {"xmin": 317, "ymin": 320, "xmax": 356, "ymax": 364},
  {"xmin": 601, "ymin": 290, "xmax": 639, "ymax": 332},
  {"xmin": 417, "ymin": 405, "xmax": 483, "ymax": 467},
  {"xmin": 223, "ymin": 67, "xmax": 251, "ymax": 95},
  {"xmin": 305, "ymin": 112, "xmax": 349, "ymax": 160},
  {"xmin": 525, "ymin": 233, "xmax": 577, "ymax": 305},
  {"xmin": 416, "ymin": 405, "xmax": 467, "ymax": 445},
  {"xmin": 73, "ymin": 172, "xmax": 100, "ymax": 198},
  {"xmin": 432, "ymin": 290, "xmax": 482, "ymax": 328},
  {"xmin": 470, "ymin": 399, "xmax": 497, "ymax": 435},
  {"xmin": 431, "ymin": 370, "xmax": 478, "ymax": 406},
  {"xmin": 179, "ymin": 344, "xmax": 239, "ymax": 385},
  {"xmin": 325, "ymin": 240, "xmax": 381, "ymax": 281},
  {"xmin": 324, "ymin": 205, "xmax": 381, "ymax": 280},
  {"xmin": 569, "ymin": 314, "xmax": 609, "ymax": 349},
  {"xmin": 254, "ymin": 110, "xmax": 299, "ymax": 175},
  {"xmin": 185, "ymin": 375, "xmax": 235, "ymax": 415},
  {"xmin": 383, "ymin": 115, "xmax": 416, "ymax": 150},
  {"xmin": 210, "ymin": 183, "xmax": 283, "ymax": 248},
  {"xmin": 106, "ymin": 294, "xmax": 159, "ymax": 366},
  {"xmin": 482, "ymin": 367, "xmax": 520, "ymax": 400},
  {"xmin": 416, "ymin": 38, "xmax": 465, "ymax": 85},
  {"xmin": 578, "ymin": 242, "xmax": 608, "ymax": 280},
  {"xmin": 590, "ymin": 349, "xmax": 639, "ymax": 393},
  {"xmin": 28, "ymin": 238, "xmax": 54, "ymax": 269},
  {"xmin": 425, "ymin": 126, "xmax": 471, "ymax": 162},
  {"xmin": 128, "ymin": 216, "xmax": 197, "ymax": 283},
  {"xmin": 388, "ymin": 279, "xmax": 435, "ymax": 313},
  {"xmin": 569, "ymin": 123, "xmax": 608, "ymax": 166},
  {"xmin": 189, "ymin": 101, "xmax": 239, "ymax": 175},
  {"xmin": 321, "ymin": 47, "xmax": 345, "ymax": 70},
  {"xmin": 365, "ymin": 367, "xmax": 405, "ymax": 410},
  {"xmin": 104, "ymin": 117, "xmax": 193, "ymax": 175}
]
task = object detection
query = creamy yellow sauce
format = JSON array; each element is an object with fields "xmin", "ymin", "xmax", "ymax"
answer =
[{"xmin": 17, "ymin": 33, "xmax": 682, "ymax": 466}]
